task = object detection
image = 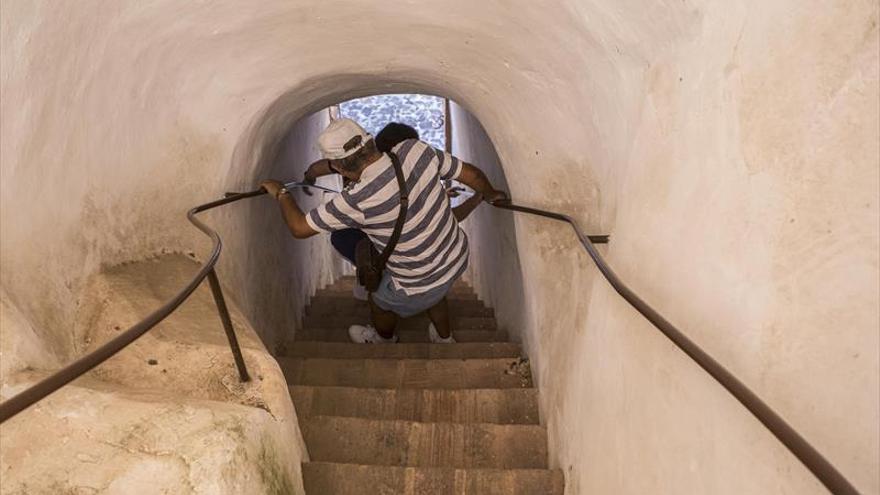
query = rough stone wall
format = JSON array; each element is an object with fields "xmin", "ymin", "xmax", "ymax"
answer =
[{"xmin": 1, "ymin": 1, "xmax": 877, "ymax": 494}]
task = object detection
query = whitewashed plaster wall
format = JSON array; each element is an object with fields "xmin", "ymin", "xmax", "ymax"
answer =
[
  {"xmin": 1, "ymin": 1, "xmax": 877, "ymax": 494},
  {"xmin": 448, "ymin": 3, "xmax": 879, "ymax": 492},
  {"xmin": 450, "ymin": 103, "xmax": 526, "ymax": 343},
  {"xmin": 213, "ymin": 108, "xmax": 344, "ymax": 353}
]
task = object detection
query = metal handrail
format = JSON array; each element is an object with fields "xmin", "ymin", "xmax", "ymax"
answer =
[
  {"xmin": 491, "ymin": 200, "xmax": 858, "ymax": 495},
  {"xmin": 0, "ymin": 190, "xmax": 264, "ymax": 424},
  {"xmin": 0, "ymin": 186, "xmax": 859, "ymax": 493}
]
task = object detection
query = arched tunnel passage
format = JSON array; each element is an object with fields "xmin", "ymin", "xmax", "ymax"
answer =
[
  {"xmin": 218, "ymin": 89, "xmax": 527, "ymax": 358},
  {"xmin": 1, "ymin": 2, "xmax": 877, "ymax": 494},
  {"xmin": 211, "ymin": 84, "xmax": 863, "ymax": 495}
]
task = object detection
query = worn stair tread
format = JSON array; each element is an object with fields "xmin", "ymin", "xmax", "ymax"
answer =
[
  {"xmin": 306, "ymin": 298, "xmax": 494, "ymax": 318},
  {"xmin": 302, "ymin": 416, "xmax": 549, "ymax": 469},
  {"xmin": 302, "ymin": 315, "xmax": 496, "ymax": 331},
  {"xmin": 279, "ymin": 357, "xmax": 533, "ymax": 389},
  {"xmin": 295, "ymin": 328, "xmax": 507, "ymax": 343},
  {"xmin": 302, "ymin": 462, "xmax": 565, "ymax": 495},
  {"xmin": 290, "ymin": 386, "xmax": 539, "ymax": 424},
  {"xmin": 283, "ymin": 342, "xmax": 522, "ymax": 359},
  {"xmin": 291, "ymin": 279, "xmax": 553, "ymax": 493}
]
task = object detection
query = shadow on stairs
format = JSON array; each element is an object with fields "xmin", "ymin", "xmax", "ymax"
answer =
[{"xmin": 277, "ymin": 276, "xmax": 564, "ymax": 495}]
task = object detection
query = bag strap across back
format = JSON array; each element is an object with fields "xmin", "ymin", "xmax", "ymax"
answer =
[{"xmin": 376, "ymin": 152, "xmax": 409, "ymax": 268}]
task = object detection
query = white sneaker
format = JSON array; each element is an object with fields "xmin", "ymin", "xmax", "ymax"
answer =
[
  {"xmin": 428, "ymin": 323, "xmax": 456, "ymax": 344},
  {"xmin": 348, "ymin": 325, "xmax": 398, "ymax": 344},
  {"xmin": 352, "ymin": 283, "xmax": 368, "ymax": 301}
]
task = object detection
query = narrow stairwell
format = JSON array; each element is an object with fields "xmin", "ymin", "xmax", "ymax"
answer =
[{"xmin": 277, "ymin": 276, "xmax": 564, "ymax": 494}]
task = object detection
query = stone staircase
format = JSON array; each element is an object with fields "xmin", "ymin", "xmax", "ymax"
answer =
[{"xmin": 277, "ymin": 276, "xmax": 564, "ymax": 494}]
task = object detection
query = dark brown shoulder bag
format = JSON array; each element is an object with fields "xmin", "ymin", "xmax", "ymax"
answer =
[{"xmin": 355, "ymin": 152, "xmax": 409, "ymax": 292}]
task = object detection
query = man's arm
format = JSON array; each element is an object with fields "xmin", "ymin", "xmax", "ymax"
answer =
[
  {"xmin": 300, "ymin": 159, "xmax": 336, "ymax": 196},
  {"xmin": 304, "ymin": 159, "xmax": 334, "ymax": 182},
  {"xmin": 452, "ymin": 192, "xmax": 483, "ymax": 221},
  {"xmin": 260, "ymin": 180, "xmax": 319, "ymax": 239},
  {"xmin": 456, "ymin": 163, "xmax": 507, "ymax": 204}
]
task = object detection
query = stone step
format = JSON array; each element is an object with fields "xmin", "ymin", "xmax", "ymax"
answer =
[
  {"xmin": 290, "ymin": 386, "xmax": 540, "ymax": 424},
  {"xmin": 283, "ymin": 342, "xmax": 522, "ymax": 359},
  {"xmin": 301, "ymin": 416, "xmax": 549, "ymax": 469},
  {"xmin": 278, "ymin": 357, "xmax": 533, "ymax": 389},
  {"xmin": 302, "ymin": 462, "xmax": 565, "ymax": 495},
  {"xmin": 295, "ymin": 329, "xmax": 507, "ymax": 343},
  {"xmin": 302, "ymin": 315, "xmax": 496, "ymax": 331},
  {"xmin": 305, "ymin": 297, "xmax": 494, "ymax": 318}
]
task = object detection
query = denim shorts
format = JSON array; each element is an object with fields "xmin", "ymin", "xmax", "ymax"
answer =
[{"xmin": 371, "ymin": 271, "xmax": 458, "ymax": 318}]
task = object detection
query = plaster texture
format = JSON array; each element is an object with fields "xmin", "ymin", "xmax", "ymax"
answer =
[
  {"xmin": 451, "ymin": 103, "xmax": 525, "ymax": 343},
  {"xmin": 1, "ymin": 1, "xmax": 878, "ymax": 494},
  {"xmin": 0, "ymin": 292, "xmax": 61, "ymax": 384},
  {"xmin": 217, "ymin": 108, "xmax": 345, "ymax": 354}
]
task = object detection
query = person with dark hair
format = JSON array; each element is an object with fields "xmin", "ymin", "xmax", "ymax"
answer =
[
  {"xmin": 261, "ymin": 118, "xmax": 505, "ymax": 344},
  {"xmin": 375, "ymin": 122, "xmax": 420, "ymax": 153},
  {"xmin": 300, "ymin": 121, "xmax": 483, "ymax": 300}
]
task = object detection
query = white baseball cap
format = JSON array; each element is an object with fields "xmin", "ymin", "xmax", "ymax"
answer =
[{"xmin": 318, "ymin": 118, "xmax": 373, "ymax": 159}]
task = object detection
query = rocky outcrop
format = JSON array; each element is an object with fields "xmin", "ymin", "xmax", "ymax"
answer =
[{"xmin": 0, "ymin": 255, "xmax": 308, "ymax": 494}]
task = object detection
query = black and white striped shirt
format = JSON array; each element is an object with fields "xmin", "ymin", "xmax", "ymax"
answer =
[{"xmin": 306, "ymin": 139, "xmax": 468, "ymax": 295}]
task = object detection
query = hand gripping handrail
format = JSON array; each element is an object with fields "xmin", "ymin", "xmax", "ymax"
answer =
[
  {"xmin": 491, "ymin": 200, "xmax": 858, "ymax": 495},
  {"xmin": 0, "ymin": 189, "xmax": 267, "ymax": 424}
]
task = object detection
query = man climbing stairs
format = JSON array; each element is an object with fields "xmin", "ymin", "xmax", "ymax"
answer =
[{"xmin": 276, "ymin": 276, "xmax": 565, "ymax": 494}]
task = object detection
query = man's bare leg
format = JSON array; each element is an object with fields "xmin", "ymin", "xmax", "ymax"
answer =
[
  {"xmin": 426, "ymin": 296, "xmax": 452, "ymax": 339},
  {"xmin": 369, "ymin": 294, "xmax": 398, "ymax": 339}
]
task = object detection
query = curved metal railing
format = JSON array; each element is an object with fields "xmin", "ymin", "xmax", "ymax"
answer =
[
  {"xmin": 490, "ymin": 200, "xmax": 858, "ymax": 495},
  {"xmin": 0, "ymin": 186, "xmax": 859, "ymax": 494},
  {"xmin": 0, "ymin": 189, "xmax": 266, "ymax": 424}
]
